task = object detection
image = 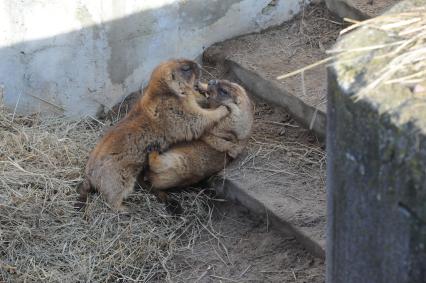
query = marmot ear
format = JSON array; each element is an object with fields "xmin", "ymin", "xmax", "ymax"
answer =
[{"xmin": 235, "ymin": 95, "xmax": 241, "ymax": 105}]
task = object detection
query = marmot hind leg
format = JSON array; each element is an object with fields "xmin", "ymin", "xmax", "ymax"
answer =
[
  {"xmin": 75, "ymin": 178, "xmax": 94, "ymax": 211},
  {"xmin": 98, "ymin": 171, "xmax": 137, "ymax": 212}
]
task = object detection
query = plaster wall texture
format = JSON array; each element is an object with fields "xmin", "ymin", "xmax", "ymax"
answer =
[{"xmin": 0, "ymin": 0, "xmax": 303, "ymax": 117}]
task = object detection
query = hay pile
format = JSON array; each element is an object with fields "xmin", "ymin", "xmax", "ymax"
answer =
[
  {"xmin": 0, "ymin": 104, "xmax": 217, "ymax": 282},
  {"xmin": 220, "ymin": 101, "xmax": 326, "ymax": 210},
  {"xmin": 334, "ymin": 6, "xmax": 426, "ymax": 99},
  {"xmin": 277, "ymin": 5, "xmax": 426, "ymax": 97}
]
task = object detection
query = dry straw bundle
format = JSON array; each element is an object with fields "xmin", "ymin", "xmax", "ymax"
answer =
[
  {"xmin": 277, "ymin": 6, "xmax": 426, "ymax": 99},
  {"xmin": 334, "ymin": 6, "xmax": 426, "ymax": 99},
  {"xmin": 0, "ymin": 103, "xmax": 218, "ymax": 282}
]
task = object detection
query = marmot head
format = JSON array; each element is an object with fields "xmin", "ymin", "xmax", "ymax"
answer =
[
  {"xmin": 206, "ymin": 80, "xmax": 247, "ymax": 108},
  {"xmin": 147, "ymin": 59, "xmax": 202, "ymax": 97}
]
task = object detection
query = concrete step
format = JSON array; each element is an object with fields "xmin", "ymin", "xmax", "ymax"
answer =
[
  {"xmin": 203, "ymin": 3, "xmax": 340, "ymax": 258},
  {"xmin": 214, "ymin": 163, "xmax": 326, "ymax": 259},
  {"xmin": 204, "ymin": 3, "xmax": 342, "ymax": 139},
  {"xmin": 207, "ymin": 99, "xmax": 327, "ymax": 259}
]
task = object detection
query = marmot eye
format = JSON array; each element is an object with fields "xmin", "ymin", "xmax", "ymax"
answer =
[
  {"xmin": 181, "ymin": 64, "xmax": 191, "ymax": 72},
  {"xmin": 219, "ymin": 88, "xmax": 228, "ymax": 96}
]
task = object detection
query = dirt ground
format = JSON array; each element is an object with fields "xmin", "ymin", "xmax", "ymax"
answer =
[
  {"xmin": 209, "ymin": 2, "xmax": 343, "ymax": 113},
  {"xmin": 172, "ymin": 202, "xmax": 324, "ymax": 283},
  {"xmin": 169, "ymin": 71, "xmax": 326, "ymax": 282},
  {"xmin": 199, "ymin": 4, "xmax": 330, "ymax": 255},
  {"xmin": 175, "ymin": 61, "xmax": 327, "ymax": 281},
  {"xmin": 0, "ymin": 88, "xmax": 325, "ymax": 283},
  {"xmin": 1, "ymin": 4, "xmax": 330, "ymax": 283},
  {"xmin": 225, "ymin": 98, "xmax": 327, "ymax": 249},
  {"xmin": 0, "ymin": 71, "xmax": 325, "ymax": 283}
]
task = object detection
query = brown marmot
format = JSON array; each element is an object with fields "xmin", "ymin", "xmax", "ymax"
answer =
[
  {"xmin": 147, "ymin": 79, "xmax": 254, "ymax": 190},
  {"xmin": 76, "ymin": 59, "xmax": 229, "ymax": 211}
]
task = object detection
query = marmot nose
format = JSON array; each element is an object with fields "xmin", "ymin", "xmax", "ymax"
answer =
[{"xmin": 208, "ymin": 79, "xmax": 217, "ymax": 86}]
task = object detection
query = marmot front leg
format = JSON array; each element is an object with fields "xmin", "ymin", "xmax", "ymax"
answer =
[
  {"xmin": 191, "ymin": 99, "xmax": 229, "ymax": 123},
  {"xmin": 183, "ymin": 93, "xmax": 229, "ymax": 138},
  {"xmin": 202, "ymin": 133, "xmax": 243, "ymax": 159}
]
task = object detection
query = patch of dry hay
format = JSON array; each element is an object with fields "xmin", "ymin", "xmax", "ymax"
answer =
[
  {"xmin": 277, "ymin": 6, "xmax": 426, "ymax": 97},
  {"xmin": 224, "ymin": 103, "xmax": 325, "ymax": 190},
  {"xmin": 0, "ymin": 104, "xmax": 217, "ymax": 282},
  {"xmin": 337, "ymin": 6, "xmax": 426, "ymax": 99}
]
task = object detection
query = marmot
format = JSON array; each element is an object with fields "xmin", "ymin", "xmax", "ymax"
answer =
[
  {"xmin": 76, "ymin": 59, "xmax": 229, "ymax": 211},
  {"xmin": 147, "ymin": 79, "xmax": 254, "ymax": 190}
]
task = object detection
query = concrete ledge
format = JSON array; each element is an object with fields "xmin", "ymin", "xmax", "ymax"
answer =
[
  {"xmin": 202, "ymin": 4, "xmax": 336, "ymax": 141},
  {"xmin": 213, "ymin": 177, "xmax": 325, "ymax": 258},
  {"xmin": 224, "ymin": 59, "xmax": 326, "ymax": 139},
  {"xmin": 204, "ymin": 33, "xmax": 327, "ymax": 258}
]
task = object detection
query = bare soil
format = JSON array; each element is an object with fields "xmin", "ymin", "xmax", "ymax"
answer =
[
  {"xmin": 172, "ymin": 202, "xmax": 325, "ymax": 283},
  {"xmin": 227, "ymin": 99, "xmax": 327, "ymax": 249},
  {"xmin": 0, "ymin": 106, "xmax": 325, "ymax": 283},
  {"xmin": 0, "ymin": 68, "xmax": 326, "ymax": 283},
  {"xmin": 183, "ymin": 60, "xmax": 327, "ymax": 282},
  {"xmin": 199, "ymin": 3, "xmax": 330, "ymax": 255},
  {"xmin": 170, "ymin": 8, "xmax": 333, "ymax": 278},
  {"xmin": 209, "ymin": 2, "xmax": 343, "ymax": 113}
]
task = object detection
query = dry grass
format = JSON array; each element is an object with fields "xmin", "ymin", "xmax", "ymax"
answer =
[
  {"xmin": 297, "ymin": 1, "xmax": 343, "ymax": 50},
  {"xmin": 277, "ymin": 6, "xmax": 426, "ymax": 98},
  {"xmin": 201, "ymin": 62, "xmax": 325, "ymax": 186},
  {"xmin": 223, "ymin": 102, "xmax": 326, "ymax": 191},
  {"xmin": 0, "ymin": 104, "xmax": 218, "ymax": 282},
  {"xmin": 336, "ymin": 7, "xmax": 426, "ymax": 99}
]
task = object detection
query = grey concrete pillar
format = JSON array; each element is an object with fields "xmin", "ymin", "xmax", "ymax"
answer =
[{"xmin": 326, "ymin": 1, "xmax": 426, "ymax": 282}]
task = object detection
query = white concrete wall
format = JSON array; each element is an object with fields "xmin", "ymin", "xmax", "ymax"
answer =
[{"xmin": 0, "ymin": 0, "xmax": 304, "ymax": 117}]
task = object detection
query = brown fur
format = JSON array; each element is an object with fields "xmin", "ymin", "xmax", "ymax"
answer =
[
  {"xmin": 76, "ymin": 59, "xmax": 229, "ymax": 211},
  {"xmin": 147, "ymin": 80, "xmax": 254, "ymax": 190}
]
